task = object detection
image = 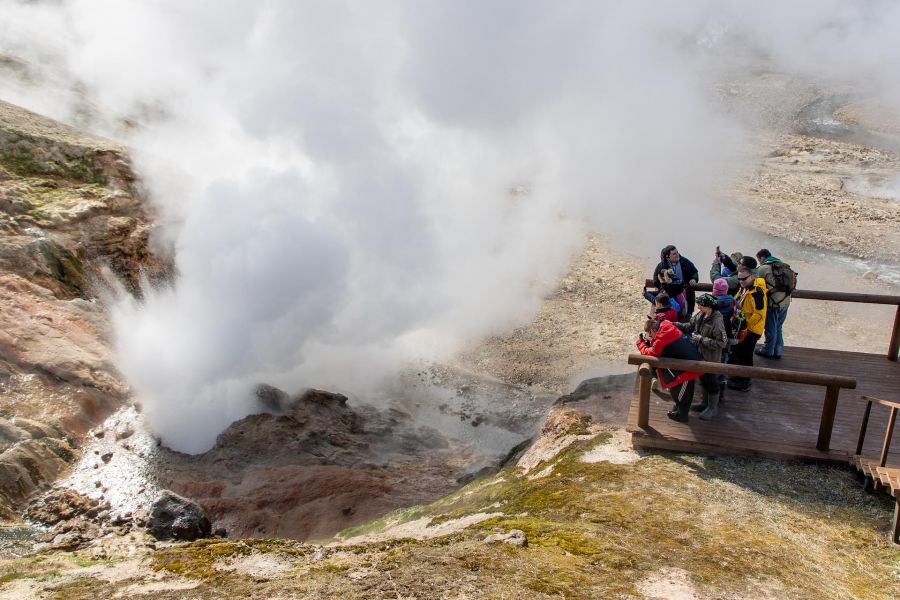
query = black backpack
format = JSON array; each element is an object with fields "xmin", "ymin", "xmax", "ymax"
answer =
[{"xmin": 769, "ymin": 261, "xmax": 797, "ymax": 294}]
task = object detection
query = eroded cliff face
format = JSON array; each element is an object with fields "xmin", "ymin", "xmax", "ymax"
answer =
[{"xmin": 0, "ymin": 100, "xmax": 167, "ymax": 519}]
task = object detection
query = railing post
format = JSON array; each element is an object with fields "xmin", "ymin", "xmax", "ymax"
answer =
[
  {"xmin": 817, "ymin": 385, "xmax": 841, "ymax": 452},
  {"xmin": 889, "ymin": 305, "xmax": 900, "ymax": 361},
  {"xmin": 638, "ymin": 363, "xmax": 652, "ymax": 429},
  {"xmin": 880, "ymin": 407, "xmax": 897, "ymax": 468},
  {"xmin": 856, "ymin": 399, "xmax": 873, "ymax": 456}
]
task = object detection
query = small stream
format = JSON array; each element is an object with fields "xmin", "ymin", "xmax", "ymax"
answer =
[{"xmin": 797, "ymin": 95, "xmax": 900, "ymax": 152}]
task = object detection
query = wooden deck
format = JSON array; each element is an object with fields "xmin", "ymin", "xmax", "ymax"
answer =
[{"xmin": 627, "ymin": 346, "xmax": 900, "ymax": 465}]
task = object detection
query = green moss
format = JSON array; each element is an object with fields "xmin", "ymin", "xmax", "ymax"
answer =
[
  {"xmin": 564, "ymin": 415, "xmax": 592, "ymax": 436},
  {"xmin": 72, "ymin": 557, "xmax": 102, "ymax": 569},
  {"xmin": 0, "ymin": 571, "xmax": 24, "ymax": 584},
  {"xmin": 0, "ymin": 148, "xmax": 104, "ymax": 184},
  {"xmin": 46, "ymin": 576, "xmax": 104, "ymax": 600},
  {"xmin": 152, "ymin": 538, "xmax": 312, "ymax": 580},
  {"xmin": 37, "ymin": 239, "xmax": 86, "ymax": 296},
  {"xmin": 336, "ymin": 505, "xmax": 431, "ymax": 539},
  {"xmin": 1, "ymin": 153, "xmax": 47, "ymax": 178}
]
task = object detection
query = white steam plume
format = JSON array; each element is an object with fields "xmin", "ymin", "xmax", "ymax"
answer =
[{"xmin": 1, "ymin": 2, "xmax": 899, "ymax": 452}]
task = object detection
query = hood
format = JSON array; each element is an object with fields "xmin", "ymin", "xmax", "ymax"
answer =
[
  {"xmin": 654, "ymin": 319, "xmax": 683, "ymax": 346},
  {"xmin": 763, "ymin": 256, "xmax": 782, "ymax": 264}
]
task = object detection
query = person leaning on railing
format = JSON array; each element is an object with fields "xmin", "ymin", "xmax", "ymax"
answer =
[
  {"xmin": 636, "ymin": 319, "xmax": 703, "ymax": 422},
  {"xmin": 727, "ymin": 266, "xmax": 768, "ymax": 392}
]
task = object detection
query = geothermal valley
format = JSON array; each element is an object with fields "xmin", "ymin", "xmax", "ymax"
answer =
[{"xmin": 1, "ymin": 26, "xmax": 900, "ymax": 600}]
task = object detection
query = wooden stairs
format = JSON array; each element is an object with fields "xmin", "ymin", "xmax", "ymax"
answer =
[{"xmin": 850, "ymin": 396, "xmax": 900, "ymax": 544}]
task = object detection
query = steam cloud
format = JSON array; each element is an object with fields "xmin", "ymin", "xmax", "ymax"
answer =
[{"xmin": 1, "ymin": 1, "xmax": 899, "ymax": 452}]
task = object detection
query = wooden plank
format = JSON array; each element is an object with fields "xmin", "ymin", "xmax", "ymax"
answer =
[
  {"xmin": 628, "ymin": 354, "xmax": 857, "ymax": 388},
  {"xmin": 625, "ymin": 346, "xmax": 900, "ymax": 464},
  {"xmin": 891, "ymin": 305, "xmax": 900, "ymax": 361},
  {"xmin": 637, "ymin": 364, "xmax": 651, "ymax": 428},
  {"xmin": 881, "ymin": 408, "xmax": 898, "ymax": 467},
  {"xmin": 861, "ymin": 396, "xmax": 900, "ymax": 411},
  {"xmin": 856, "ymin": 400, "xmax": 873, "ymax": 455},
  {"xmin": 643, "ymin": 280, "xmax": 900, "ymax": 305},
  {"xmin": 817, "ymin": 386, "xmax": 841, "ymax": 451}
]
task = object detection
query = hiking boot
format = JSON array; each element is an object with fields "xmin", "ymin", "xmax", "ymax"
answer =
[
  {"xmin": 700, "ymin": 388, "xmax": 719, "ymax": 420},
  {"xmin": 666, "ymin": 410, "xmax": 688, "ymax": 422},
  {"xmin": 690, "ymin": 388, "xmax": 709, "ymax": 412}
]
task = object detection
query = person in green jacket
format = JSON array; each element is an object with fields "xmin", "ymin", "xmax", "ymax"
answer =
[
  {"xmin": 710, "ymin": 249, "xmax": 759, "ymax": 296},
  {"xmin": 755, "ymin": 249, "xmax": 792, "ymax": 359}
]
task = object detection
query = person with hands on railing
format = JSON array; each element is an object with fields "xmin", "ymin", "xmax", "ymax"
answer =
[
  {"xmin": 652, "ymin": 245, "xmax": 699, "ymax": 317},
  {"xmin": 637, "ymin": 318, "xmax": 703, "ymax": 422}
]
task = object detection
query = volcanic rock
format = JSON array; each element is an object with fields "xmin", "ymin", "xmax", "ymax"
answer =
[
  {"xmin": 484, "ymin": 529, "xmax": 528, "ymax": 547},
  {"xmin": 146, "ymin": 490, "xmax": 212, "ymax": 541},
  {"xmin": 152, "ymin": 387, "xmax": 486, "ymax": 540},
  {"xmin": 24, "ymin": 488, "xmax": 101, "ymax": 526}
]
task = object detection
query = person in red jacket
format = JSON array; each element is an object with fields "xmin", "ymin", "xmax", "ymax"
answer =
[{"xmin": 637, "ymin": 319, "xmax": 704, "ymax": 422}]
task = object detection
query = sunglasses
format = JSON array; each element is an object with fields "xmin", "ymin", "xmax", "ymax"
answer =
[{"xmin": 738, "ymin": 274, "xmax": 752, "ymax": 281}]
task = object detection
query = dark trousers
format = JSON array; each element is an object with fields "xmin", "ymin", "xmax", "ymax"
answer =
[
  {"xmin": 669, "ymin": 379, "xmax": 696, "ymax": 415},
  {"xmin": 699, "ymin": 373, "xmax": 719, "ymax": 392},
  {"xmin": 729, "ymin": 331, "xmax": 761, "ymax": 385},
  {"xmin": 685, "ymin": 286, "xmax": 696, "ymax": 316}
]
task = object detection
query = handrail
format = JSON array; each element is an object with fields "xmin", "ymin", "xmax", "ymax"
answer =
[
  {"xmin": 629, "ymin": 354, "xmax": 857, "ymax": 451},
  {"xmin": 643, "ymin": 280, "xmax": 900, "ymax": 361},
  {"xmin": 643, "ymin": 279, "xmax": 900, "ymax": 305},
  {"xmin": 859, "ymin": 395, "xmax": 900, "ymax": 411},
  {"xmin": 626, "ymin": 354, "xmax": 857, "ymax": 388},
  {"xmin": 856, "ymin": 396, "xmax": 899, "ymax": 468}
]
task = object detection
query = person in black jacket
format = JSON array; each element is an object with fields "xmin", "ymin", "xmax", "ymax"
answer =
[
  {"xmin": 652, "ymin": 245, "xmax": 700, "ymax": 316},
  {"xmin": 637, "ymin": 319, "xmax": 704, "ymax": 422}
]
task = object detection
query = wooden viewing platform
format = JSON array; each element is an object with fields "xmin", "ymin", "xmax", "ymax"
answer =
[{"xmin": 627, "ymin": 285, "xmax": 900, "ymax": 465}]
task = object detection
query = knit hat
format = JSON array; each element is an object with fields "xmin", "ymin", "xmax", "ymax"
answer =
[
  {"xmin": 712, "ymin": 278, "xmax": 729, "ymax": 296},
  {"xmin": 697, "ymin": 293, "xmax": 718, "ymax": 308}
]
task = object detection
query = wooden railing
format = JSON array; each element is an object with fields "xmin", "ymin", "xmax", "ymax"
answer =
[
  {"xmin": 643, "ymin": 280, "xmax": 900, "ymax": 361},
  {"xmin": 627, "ymin": 353, "xmax": 857, "ymax": 452},
  {"xmin": 855, "ymin": 395, "xmax": 900, "ymax": 467}
]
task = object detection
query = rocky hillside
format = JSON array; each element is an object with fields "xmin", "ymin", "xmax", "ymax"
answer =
[
  {"xmin": 0, "ymin": 395, "xmax": 897, "ymax": 599},
  {"xmin": 0, "ymin": 100, "xmax": 167, "ymax": 520}
]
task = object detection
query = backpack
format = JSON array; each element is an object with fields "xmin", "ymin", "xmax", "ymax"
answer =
[{"xmin": 769, "ymin": 261, "xmax": 797, "ymax": 294}]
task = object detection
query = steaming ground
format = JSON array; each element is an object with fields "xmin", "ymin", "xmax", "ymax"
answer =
[{"xmin": 15, "ymin": 0, "xmax": 900, "ymax": 453}]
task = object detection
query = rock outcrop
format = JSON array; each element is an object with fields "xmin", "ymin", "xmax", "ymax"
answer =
[
  {"xmin": 151, "ymin": 388, "xmax": 482, "ymax": 540},
  {"xmin": 146, "ymin": 490, "xmax": 211, "ymax": 541},
  {"xmin": 0, "ymin": 100, "xmax": 167, "ymax": 519}
]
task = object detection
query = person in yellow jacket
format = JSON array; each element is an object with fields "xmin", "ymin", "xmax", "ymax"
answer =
[{"xmin": 726, "ymin": 266, "xmax": 767, "ymax": 392}]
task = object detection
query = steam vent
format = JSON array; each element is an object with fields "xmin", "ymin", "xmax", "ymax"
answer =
[{"xmin": 1, "ymin": 3, "xmax": 900, "ymax": 599}]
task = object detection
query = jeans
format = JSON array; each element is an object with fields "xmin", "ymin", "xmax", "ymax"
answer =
[{"xmin": 760, "ymin": 306, "xmax": 789, "ymax": 357}]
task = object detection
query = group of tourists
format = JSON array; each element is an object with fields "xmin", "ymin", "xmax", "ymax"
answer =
[{"xmin": 638, "ymin": 244, "xmax": 797, "ymax": 423}]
